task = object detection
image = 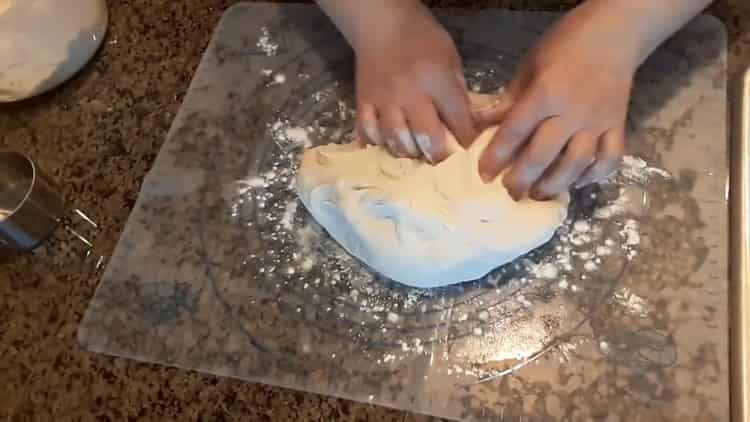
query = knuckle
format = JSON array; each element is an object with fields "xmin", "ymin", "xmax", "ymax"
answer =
[
  {"xmin": 533, "ymin": 179, "xmax": 556, "ymax": 196},
  {"xmin": 570, "ymin": 150, "xmax": 595, "ymax": 168},
  {"xmin": 489, "ymin": 146, "xmax": 512, "ymax": 168},
  {"xmin": 606, "ymin": 158, "xmax": 623, "ymax": 174},
  {"xmin": 542, "ymin": 183, "xmax": 565, "ymax": 199},
  {"xmin": 602, "ymin": 146, "xmax": 624, "ymax": 162},
  {"xmin": 499, "ymin": 123, "xmax": 528, "ymax": 145},
  {"xmin": 568, "ymin": 135, "xmax": 595, "ymax": 153},
  {"xmin": 589, "ymin": 160, "xmax": 617, "ymax": 180},
  {"xmin": 512, "ymin": 161, "xmax": 543, "ymax": 187},
  {"xmin": 356, "ymin": 107, "xmax": 372, "ymax": 120},
  {"xmin": 532, "ymin": 71, "xmax": 569, "ymax": 105},
  {"xmin": 523, "ymin": 147, "xmax": 552, "ymax": 171}
]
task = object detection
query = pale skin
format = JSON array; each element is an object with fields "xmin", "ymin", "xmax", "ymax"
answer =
[{"xmin": 316, "ymin": 0, "xmax": 713, "ymax": 200}]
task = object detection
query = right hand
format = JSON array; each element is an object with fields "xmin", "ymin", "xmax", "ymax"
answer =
[{"xmin": 353, "ymin": 16, "xmax": 476, "ymax": 163}]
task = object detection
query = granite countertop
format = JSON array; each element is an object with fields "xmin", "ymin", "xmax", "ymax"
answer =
[{"xmin": 1, "ymin": 1, "xmax": 748, "ymax": 421}]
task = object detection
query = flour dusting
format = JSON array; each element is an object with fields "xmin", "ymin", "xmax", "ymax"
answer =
[
  {"xmin": 256, "ymin": 27, "xmax": 279, "ymax": 56},
  {"xmin": 612, "ymin": 287, "xmax": 649, "ymax": 317},
  {"xmin": 611, "ymin": 155, "xmax": 672, "ymax": 185}
]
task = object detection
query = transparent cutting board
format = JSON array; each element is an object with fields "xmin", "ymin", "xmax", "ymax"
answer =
[{"xmin": 79, "ymin": 4, "xmax": 729, "ymax": 420}]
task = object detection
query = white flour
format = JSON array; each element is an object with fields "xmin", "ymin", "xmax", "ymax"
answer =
[
  {"xmin": 594, "ymin": 188, "xmax": 630, "ymax": 219},
  {"xmin": 612, "ymin": 287, "xmax": 649, "ymax": 317},
  {"xmin": 272, "ymin": 73, "xmax": 286, "ymax": 85},
  {"xmin": 256, "ymin": 26, "xmax": 279, "ymax": 56},
  {"xmin": 609, "ymin": 155, "xmax": 672, "ymax": 185}
]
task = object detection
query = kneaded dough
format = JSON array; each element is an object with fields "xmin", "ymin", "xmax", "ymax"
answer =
[{"xmin": 295, "ymin": 120, "xmax": 568, "ymax": 288}]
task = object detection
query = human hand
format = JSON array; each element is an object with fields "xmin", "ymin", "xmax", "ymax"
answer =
[
  {"xmin": 353, "ymin": 13, "xmax": 476, "ymax": 163},
  {"xmin": 477, "ymin": 5, "xmax": 638, "ymax": 200}
]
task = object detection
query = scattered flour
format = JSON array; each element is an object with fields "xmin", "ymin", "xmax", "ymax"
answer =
[
  {"xmin": 595, "ymin": 246, "xmax": 611, "ymax": 256},
  {"xmin": 621, "ymin": 219, "xmax": 640, "ymax": 246},
  {"xmin": 594, "ymin": 189, "xmax": 630, "ymax": 219},
  {"xmin": 583, "ymin": 261, "xmax": 598, "ymax": 272},
  {"xmin": 268, "ymin": 120, "xmax": 313, "ymax": 151},
  {"xmin": 283, "ymin": 127, "xmax": 312, "ymax": 149},
  {"xmin": 256, "ymin": 27, "xmax": 279, "ymax": 56},
  {"xmin": 529, "ymin": 262, "xmax": 559, "ymax": 279},
  {"xmin": 612, "ymin": 287, "xmax": 649, "ymax": 317},
  {"xmin": 280, "ymin": 201, "xmax": 298, "ymax": 231},
  {"xmin": 233, "ymin": 176, "xmax": 265, "ymax": 195},
  {"xmin": 614, "ymin": 155, "xmax": 672, "ymax": 184},
  {"xmin": 273, "ymin": 73, "xmax": 286, "ymax": 85},
  {"xmin": 619, "ymin": 219, "xmax": 641, "ymax": 260}
]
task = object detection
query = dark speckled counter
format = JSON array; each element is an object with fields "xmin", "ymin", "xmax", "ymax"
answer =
[{"xmin": 1, "ymin": 1, "xmax": 749, "ymax": 421}]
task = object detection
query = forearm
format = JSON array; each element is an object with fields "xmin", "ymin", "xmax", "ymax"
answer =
[
  {"xmin": 565, "ymin": 0, "xmax": 713, "ymax": 68},
  {"xmin": 316, "ymin": 0, "xmax": 435, "ymax": 51}
]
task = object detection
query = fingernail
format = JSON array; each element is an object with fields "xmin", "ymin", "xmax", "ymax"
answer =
[
  {"xmin": 385, "ymin": 138, "xmax": 399, "ymax": 154},
  {"xmin": 351, "ymin": 132, "xmax": 365, "ymax": 146},
  {"xmin": 364, "ymin": 125, "xmax": 381, "ymax": 145},
  {"xmin": 394, "ymin": 130, "xmax": 419, "ymax": 155},
  {"xmin": 530, "ymin": 187, "xmax": 548, "ymax": 201},
  {"xmin": 478, "ymin": 156, "xmax": 497, "ymax": 183},
  {"xmin": 414, "ymin": 134, "xmax": 434, "ymax": 164},
  {"xmin": 401, "ymin": 136, "xmax": 419, "ymax": 157}
]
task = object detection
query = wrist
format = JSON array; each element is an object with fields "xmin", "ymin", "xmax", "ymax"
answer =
[
  {"xmin": 317, "ymin": 0, "xmax": 434, "ymax": 53},
  {"xmin": 571, "ymin": 0, "xmax": 712, "ymax": 68},
  {"xmin": 349, "ymin": 3, "xmax": 442, "ymax": 53}
]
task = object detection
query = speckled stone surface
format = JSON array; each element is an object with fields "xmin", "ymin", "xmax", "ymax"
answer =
[{"xmin": 0, "ymin": 1, "xmax": 748, "ymax": 421}]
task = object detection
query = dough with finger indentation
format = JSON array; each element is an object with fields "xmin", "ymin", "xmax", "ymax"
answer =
[{"xmin": 295, "ymin": 94, "xmax": 569, "ymax": 288}]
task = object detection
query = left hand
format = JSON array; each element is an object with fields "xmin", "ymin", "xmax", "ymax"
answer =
[{"xmin": 476, "ymin": 5, "xmax": 637, "ymax": 200}]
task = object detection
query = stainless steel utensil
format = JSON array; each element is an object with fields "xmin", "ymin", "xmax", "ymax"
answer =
[{"xmin": 0, "ymin": 150, "xmax": 64, "ymax": 251}]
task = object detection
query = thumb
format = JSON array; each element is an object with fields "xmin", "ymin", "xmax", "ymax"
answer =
[
  {"xmin": 472, "ymin": 90, "xmax": 515, "ymax": 126},
  {"xmin": 431, "ymin": 73, "xmax": 477, "ymax": 148},
  {"xmin": 474, "ymin": 65, "xmax": 532, "ymax": 125}
]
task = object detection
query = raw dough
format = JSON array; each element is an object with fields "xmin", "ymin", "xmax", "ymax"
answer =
[
  {"xmin": 0, "ymin": 0, "xmax": 108, "ymax": 102},
  {"xmin": 295, "ymin": 106, "xmax": 568, "ymax": 288}
]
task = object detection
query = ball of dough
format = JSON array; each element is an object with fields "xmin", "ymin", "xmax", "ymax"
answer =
[
  {"xmin": 295, "ymin": 126, "xmax": 569, "ymax": 288},
  {"xmin": 0, "ymin": 0, "xmax": 108, "ymax": 102}
]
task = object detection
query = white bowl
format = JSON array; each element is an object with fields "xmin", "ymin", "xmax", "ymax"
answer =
[{"xmin": 0, "ymin": 0, "xmax": 108, "ymax": 102}]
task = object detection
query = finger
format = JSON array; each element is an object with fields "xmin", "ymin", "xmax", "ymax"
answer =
[
  {"xmin": 356, "ymin": 103, "xmax": 381, "ymax": 146},
  {"xmin": 530, "ymin": 131, "xmax": 597, "ymax": 200},
  {"xmin": 502, "ymin": 116, "xmax": 576, "ymax": 200},
  {"xmin": 405, "ymin": 97, "xmax": 449, "ymax": 164},
  {"xmin": 576, "ymin": 126, "xmax": 626, "ymax": 187},
  {"xmin": 470, "ymin": 91, "xmax": 514, "ymax": 128},
  {"xmin": 431, "ymin": 76, "xmax": 477, "ymax": 147},
  {"xmin": 478, "ymin": 89, "xmax": 551, "ymax": 182},
  {"xmin": 352, "ymin": 131, "xmax": 366, "ymax": 147},
  {"xmin": 379, "ymin": 106, "xmax": 419, "ymax": 158},
  {"xmin": 455, "ymin": 70, "xmax": 469, "ymax": 92}
]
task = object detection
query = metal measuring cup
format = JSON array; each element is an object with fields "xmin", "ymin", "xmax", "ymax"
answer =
[{"xmin": 0, "ymin": 150, "xmax": 65, "ymax": 251}]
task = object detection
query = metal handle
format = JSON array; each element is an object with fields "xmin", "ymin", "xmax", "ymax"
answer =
[{"xmin": 731, "ymin": 67, "xmax": 750, "ymax": 422}]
